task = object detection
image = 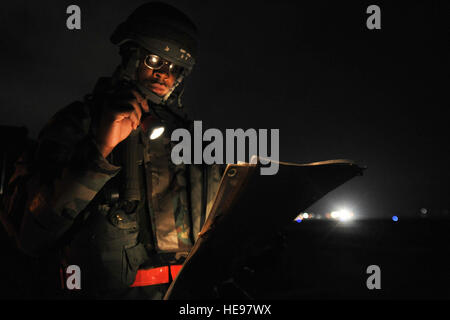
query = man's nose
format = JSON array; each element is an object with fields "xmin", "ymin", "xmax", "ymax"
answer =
[{"xmin": 153, "ymin": 65, "xmax": 170, "ymax": 79}]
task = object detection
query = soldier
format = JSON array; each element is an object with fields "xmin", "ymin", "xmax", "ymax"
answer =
[{"xmin": 12, "ymin": 2, "xmax": 223, "ymax": 299}]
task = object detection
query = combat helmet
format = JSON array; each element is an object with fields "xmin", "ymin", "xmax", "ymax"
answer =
[{"xmin": 110, "ymin": 2, "xmax": 198, "ymax": 106}]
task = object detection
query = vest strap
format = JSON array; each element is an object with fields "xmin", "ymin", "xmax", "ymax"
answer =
[{"xmin": 130, "ymin": 264, "xmax": 182, "ymax": 287}]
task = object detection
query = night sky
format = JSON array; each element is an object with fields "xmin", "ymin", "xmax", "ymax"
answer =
[{"xmin": 0, "ymin": 0, "xmax": 448, "ymax": 219}]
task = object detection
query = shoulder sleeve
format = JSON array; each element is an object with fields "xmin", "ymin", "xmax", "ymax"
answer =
[{"xmin": 18, "ymin": 101, "xmax": 121, "ymax": 257}]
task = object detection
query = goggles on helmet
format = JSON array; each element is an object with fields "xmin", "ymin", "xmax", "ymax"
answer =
[{"xmin": 143, "ymin": 53, "xmax": 184, "ymax": 77}]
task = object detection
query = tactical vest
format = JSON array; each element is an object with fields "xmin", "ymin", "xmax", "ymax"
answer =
[
  {"xmin": 105, "ymin": 127, "xmax": 223, "ymax": 253},
  {"xmin": 62, "ymin": 80, "xmax": 223, "ymax": 293}
]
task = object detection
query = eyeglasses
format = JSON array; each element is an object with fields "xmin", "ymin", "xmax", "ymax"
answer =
[{"xmin": 143, "ymin": 54, "xmax": 183, "ymax": 76}]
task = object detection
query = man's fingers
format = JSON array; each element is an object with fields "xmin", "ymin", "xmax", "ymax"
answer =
[
  {"xmin": 110, "ymin": 88, "xmax": 148, "ymax": 113},
  {"xmin": 111, "ymin": 100, "xmax": 141, "ymax": 124},
  {"xmin": 140, "ymin": 98, "xmax": 150, "ymax": 114},
  {"xmin": 131, "ymin": 89, "xmax": 144, "ymax": 103},
  {"xmin": 122, "ymin": 118, "xmax": 135, "ymax": 131},
  {"xmin": 129, "ymin": 100, "xmax": 142, "ymax": 122},
  {"xmin": 107, "ymin": 88, "xmax": 150, "ymax": 130},
  {"xmin": 128, "ymin": 111, "xmax": 140, "ymax": 130},
  {"xmin": 131, "ymin": 89, "xmax": 150, "ymax": 113}
]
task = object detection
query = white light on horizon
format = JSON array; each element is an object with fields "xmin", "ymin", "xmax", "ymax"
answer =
[{"xmin": 330, "ymin": 209, "xmax": 354, "ymax": 222}]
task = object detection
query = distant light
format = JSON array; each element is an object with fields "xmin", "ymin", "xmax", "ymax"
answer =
[
  {"xmin": 339, "ymin": 209, "xmax": 353, "ymax": 221},
  {"xmin": 420, "ymin": 208, "xmax": 427, "ymax": 215},
  {"xmin": 302, "ymin": 213, "xmax": 309, "ymax": 219},
  {"xmin": 392, "ymin": 216, "xmax": 399, "ymax": 222},
  {"xmin": 330, "ymin": 209, "xmax": 354, "ymax": 222},
  {"xmin": 294, "ymin": 213, "xmax": 305, "ymax": 223}
]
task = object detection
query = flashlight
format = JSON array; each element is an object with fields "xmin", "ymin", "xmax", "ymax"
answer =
[
  {"xmin": 141, "ymin": 113, "xmax": 166, "ymax": 140},
  {"xmin": 148, "ymin": 124, "xmax": 165, "ymax": 140}
]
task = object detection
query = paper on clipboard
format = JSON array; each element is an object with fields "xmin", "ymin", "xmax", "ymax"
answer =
[{"xmin": 164, "ymin": 158, "xmax": 365, "ymax": 299}]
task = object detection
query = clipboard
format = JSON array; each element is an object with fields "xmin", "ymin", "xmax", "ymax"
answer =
[{"xmin": 164, "ymin": 158, "xmax": 365, "ymax": 299}]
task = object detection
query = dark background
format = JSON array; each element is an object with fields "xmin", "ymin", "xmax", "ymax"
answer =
[
  {"xmin": 1, "ymin": 0, "xmax": 448, "ymax": 219},
  {"xmin": 0, "ymin": 0, "xmax": 449, "ymax": 300}
]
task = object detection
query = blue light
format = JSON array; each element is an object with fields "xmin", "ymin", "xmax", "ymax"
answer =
[
  {"xmin": 295, "ymin": 218, "xmax": 303, "ymax": 223},
  {"xmin": 392, "ymin": 216, "xmax": 398, "ymax": 222}
]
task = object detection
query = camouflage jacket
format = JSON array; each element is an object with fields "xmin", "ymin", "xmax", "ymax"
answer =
[{"xmin": 15, "ymin": 78, "xmax": 223, "ymax": 294}]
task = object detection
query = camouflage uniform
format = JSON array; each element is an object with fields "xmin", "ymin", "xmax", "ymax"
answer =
[{"xmin": 15, "ymin": 77, "xmax": 223, "ymax": 298}]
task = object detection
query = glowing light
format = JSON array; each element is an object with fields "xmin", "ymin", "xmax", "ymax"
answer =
[
  {"xmin": 420, "ymin": 208, "xmax": 427, "ymax": 214},
  {"xmin": 392, "ymin": 216, "xmax": 398, "ymax": 222},
  {"xmin": 330, "ymin": 209, "xmax": 354, "ymax": 222},
  {"xmin": 302, "ymin": 213, "xmax": 309, "ymax": 219},
  {"xmin": 339, "ymin": 209, "xmax": 353, "ymax": 221},
  {"xmin": 294, "ymin": 212, "xmax": 307, "ymax": 222},
  {"xmin": 150, "ymin": 127, "xmax": 165, "ymax": 140}
]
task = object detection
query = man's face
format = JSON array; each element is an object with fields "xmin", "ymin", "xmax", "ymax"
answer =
[{"xmin": 137, "ymin": 54, "xmax": 178, "ymax": 97}]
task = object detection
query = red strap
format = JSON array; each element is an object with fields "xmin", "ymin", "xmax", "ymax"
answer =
[
  {"xmin": 130, "ymin": 265, "xmax": 183, "ymax": 287},
  {"xmin": 170, "ymin": 265, "xmax": 182, "ymax": 280},
  {"xmin": 130, "ymin": 266, "xmax": 169, "ymax": 287}
]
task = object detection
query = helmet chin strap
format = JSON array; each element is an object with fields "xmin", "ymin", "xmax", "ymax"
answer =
[
  {"xmin": 135, "ymin": 74, "xmax": 185, "ymax": 107},
  {"xmin": 116, "ymin": 46, "xmax": 185, "ymax": 107}
]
